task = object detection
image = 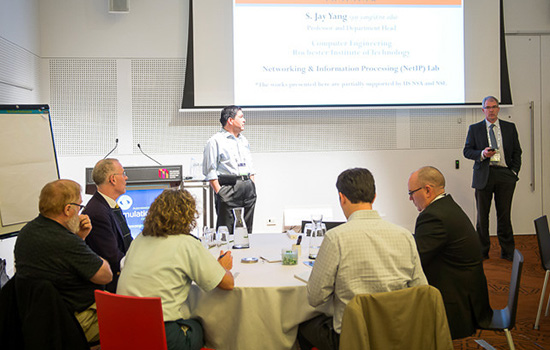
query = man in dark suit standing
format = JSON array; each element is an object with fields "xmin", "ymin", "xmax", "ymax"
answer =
[
  {"xmin": 83, "ymin": 158, "xmax": 133, "ymax": 292},
  {"xmin": 463, "ymin": 96, "xmax": 522, "ymax": 261},
  {"xmin": 408, "ymin": 166, "xmax": 492, "ymax": 339}
]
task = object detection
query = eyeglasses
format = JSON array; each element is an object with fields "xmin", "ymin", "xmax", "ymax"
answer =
[
  {"xmin": 112, "ymin": 171, "xmax": 127, "ymax": 177},
  {"xmin": 483, "ymin": 105, "xmax": 499, "ymax": 110},
  {"xmin": 68, "ymin": 203, "xmax": 86, "ymax": 213},
  {"xmin": 408, "ymin": 187, "xmax": 423, "ymax": 196}
]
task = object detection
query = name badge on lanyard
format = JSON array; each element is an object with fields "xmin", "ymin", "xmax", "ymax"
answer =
[{"xmin": 238, "ymin": 162, "xmax": 248, "ymax": 176}]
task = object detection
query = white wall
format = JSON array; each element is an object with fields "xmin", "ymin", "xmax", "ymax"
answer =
[
  {"xmin": 0, "ymin": 0, "xmax": 40, "ymax": 53},
  {"xmin": 0, "ymin": 0, "xmax": 43, "ymax": 104},
  {"xmin": 39, "ymin": 0, "xmax": 186, "ymax": 58}
]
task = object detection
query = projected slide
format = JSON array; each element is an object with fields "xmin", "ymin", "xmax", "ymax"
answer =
[{"xmin": 233, "ymin": 0, "xmax": 464, "ymax": 106}]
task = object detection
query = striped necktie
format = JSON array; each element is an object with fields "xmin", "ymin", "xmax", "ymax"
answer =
[
  {"xmin": 489, "ymin": 124, "xmax": 498, "ymax": 150},
  {"xmin": 113, "ymin": 205, "xmax": 133, "ymax": 251}
]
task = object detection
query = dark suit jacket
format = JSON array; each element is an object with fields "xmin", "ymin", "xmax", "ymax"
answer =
[
  {"xmin": 83, "ymin": 191, "xmax": 132, "ymax": 292},
  {"xmin": 0, "ymin": 276, "xmax": 89, "ymax": 350},
  {"xmin": 414, "ymin": 195, "xmax": 493, "ymax": 339},
  {"xmin": 463, "ymin": 119, "xmax": 522, "ymax": 189}
]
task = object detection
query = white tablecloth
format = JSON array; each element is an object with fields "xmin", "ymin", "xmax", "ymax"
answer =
[{"xmin": 181, "ymin": 233, "xmax": 325, "ymax": 350}]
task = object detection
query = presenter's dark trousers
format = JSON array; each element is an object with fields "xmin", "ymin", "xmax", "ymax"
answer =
[
  {"xmin": 215, "ymin": 179, "xmax": 256, "ymax": 234},
  {"xmin": 475, "ymin": 166, "xmax": 518, "ymax": 259}
]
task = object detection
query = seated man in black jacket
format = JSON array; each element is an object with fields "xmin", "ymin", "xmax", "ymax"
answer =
[
  {"xmin": 84, "ymin": 158, "xmax": 133, "ymax": 292},
  {"xmin": 408, "ymin": 166, "xmax": 492, "ymax": 339}
]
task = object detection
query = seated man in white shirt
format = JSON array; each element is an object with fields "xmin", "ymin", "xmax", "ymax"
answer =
[{"xmin": 297, "ymin": 168, "xmax": 428, "ymax": 350}]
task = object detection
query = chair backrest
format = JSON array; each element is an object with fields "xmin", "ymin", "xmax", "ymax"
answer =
[
  {"xmin": 339, "ymin": 285, "xmax": 453, "ymax": 350},
  {"xmin": 95, "ymin": 290, "xmax": 167, "ymax": 350},
  {"xmin": 535, "ymin": 215, "xmax": 550, "ymax": 270},
  {"xmin": 505, "ymin": 249, "xmax": 524, "ymax": 329}
]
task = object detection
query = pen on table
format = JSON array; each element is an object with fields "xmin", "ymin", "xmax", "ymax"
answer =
[{"xmin": 296, "ymin": 235, "xmax": 302, "ymax": 245}]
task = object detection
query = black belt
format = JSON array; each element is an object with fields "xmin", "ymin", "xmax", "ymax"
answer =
[{"xmin": 218, "ymin": 174, "xmax": 250, "ymax": 186}]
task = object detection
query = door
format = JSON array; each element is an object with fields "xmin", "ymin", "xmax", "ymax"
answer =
[{"xmin": 504, "ymin": 35, "xmax": 543, "ymax": 233}]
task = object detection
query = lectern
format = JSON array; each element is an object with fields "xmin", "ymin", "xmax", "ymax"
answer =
[{"xmin": 85, "ymin": 165, "xmax": 182, "ymax": 195}]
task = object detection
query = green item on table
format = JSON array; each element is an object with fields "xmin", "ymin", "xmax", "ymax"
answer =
[{"xmin": 282, "ymin": 249, "xmax": 298, "ymax": 265}]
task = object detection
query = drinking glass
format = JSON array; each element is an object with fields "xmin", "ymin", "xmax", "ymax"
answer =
[
  {"xmin": 203, "ymin": 227, "xmax": 217, "ymax": 249},
  {"xmin": 201, "ymin": 226, "xmax": 210, "ymax": 250},
  {"xmin": 304, "ymin": 223, "xmax": 313, "ymax": 237},
  {"xmin": 207, "ymin": 228, "xmax": 217, "ymax": 249},
  {"xmin": 217, "ymin": 226, "xmax": 230, "ymax": 251}
]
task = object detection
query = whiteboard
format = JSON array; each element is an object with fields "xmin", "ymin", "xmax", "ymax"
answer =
[{"xmin": 0, "ymin": 105, "xmax": 59, "ymax": 237}]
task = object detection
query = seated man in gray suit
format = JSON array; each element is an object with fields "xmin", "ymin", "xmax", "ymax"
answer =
[{"xmin": 408, "ymin": 166, "xmax": 493, "ymax": 339}]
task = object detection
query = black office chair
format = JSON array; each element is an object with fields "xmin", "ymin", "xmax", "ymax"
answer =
[
  {"xmin": 478, "ymin": 249, "xmax": 523, "ymax": 350},
  {"xmin": 534, "ymin": 215, "xmax": 550, "ymax": 329},
  {"xmin": 300, "ymin": 220, "xmax": 345, "ymax": 235}
]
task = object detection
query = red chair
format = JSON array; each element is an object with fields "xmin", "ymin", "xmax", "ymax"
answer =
[
  {"xmin": 95, "ymin": 290, "xmax": 214, "ymax": 350},
  {"xmin": 95, "ymin": 290, "xmax": 167, "ymax": 350}
]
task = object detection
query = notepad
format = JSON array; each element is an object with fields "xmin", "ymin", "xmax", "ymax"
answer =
[
  {"xmin": 260, "ymin": 255, "xmax": 282, "ymax": 263},
  {"xmin": 286, "ymin": 230, "xmax": 298, "ymax": 240},
  {"xmin": 294, "ymin": 270, "xmax": 311, "ymax": 283}
]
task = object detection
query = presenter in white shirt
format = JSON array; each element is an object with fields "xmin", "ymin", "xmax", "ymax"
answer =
[{"xmin": 203, "ymin": 106, "xmax": 256, "ymax": 234}]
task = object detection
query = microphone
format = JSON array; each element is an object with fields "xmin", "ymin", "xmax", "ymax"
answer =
[
  {"xmin": 137, "ymin": 144, "xmax": 162, "ymax": 166},
  {"xmin": 103, "ymin": 139, "xmax": 119, "ymax": 159}
]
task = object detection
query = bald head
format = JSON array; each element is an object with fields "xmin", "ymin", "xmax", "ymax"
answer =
[
  {"xmin": 408, "ymin": 166, "xmax": 446, "ymax": 212},
  {"xmin": 416, "ymin": 166, "xmax": 445, "ymax": 189}
]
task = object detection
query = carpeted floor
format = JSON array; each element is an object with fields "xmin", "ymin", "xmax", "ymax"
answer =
[{"xmin": 453, "ymin": 235, "xmax": 550, "ymax": 350}]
